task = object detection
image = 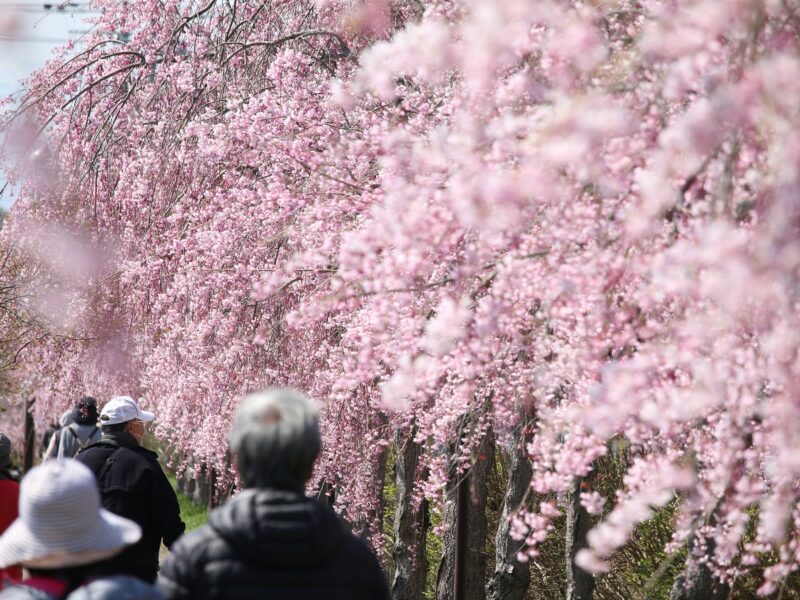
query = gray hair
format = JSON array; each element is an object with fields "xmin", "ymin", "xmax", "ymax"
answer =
[{"xmin": 229, "ymin": 388, "xmax": 321, "ymax": 491}]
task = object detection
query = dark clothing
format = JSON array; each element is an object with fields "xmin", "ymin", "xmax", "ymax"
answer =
[
  {"xmin": 75, "ymin": 432, "xmax": 184, "ymax": 583},
  {"xmin": 158, "ymin": 489, "xmax": 390, "ymax": 600}
]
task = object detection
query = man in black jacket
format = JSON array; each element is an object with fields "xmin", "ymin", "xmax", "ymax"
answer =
[
  {"xmin": 76, "ymin": 395, "xmax": 185, "ymax": 584},
  {"xmin": 158, "ymin": 389, "xmax": 390, "ymax": 600}
]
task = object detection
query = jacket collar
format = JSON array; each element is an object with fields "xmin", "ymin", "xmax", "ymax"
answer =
[{"xmin": 100, "ymin": 430, "xmax": 140, "ymax": 449}]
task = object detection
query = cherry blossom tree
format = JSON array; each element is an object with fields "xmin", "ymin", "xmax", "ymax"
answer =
[{"xmin": 2, "ymin": 0, "xmax": 800, "ymax": 597}]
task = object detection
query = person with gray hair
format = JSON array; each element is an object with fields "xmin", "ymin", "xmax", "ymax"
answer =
[{"xmin": 158, "ymin": 388, "xmax": 390, "ymax": 600}]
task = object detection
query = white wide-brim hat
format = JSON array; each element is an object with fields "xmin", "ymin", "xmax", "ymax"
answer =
[{"xmin": 0, "ymin": 460, "xmax": 141, "ymax": 569}]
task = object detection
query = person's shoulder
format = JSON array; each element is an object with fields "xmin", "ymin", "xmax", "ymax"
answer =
[
  {"xmin": 75, "ymin": 442, "xmax": 114, "ymax": 460},
  {"xmin": 68, "ymin": 576, "xmax": 163, "ymax": 600},
  {"xmin": 336, "ymin": 528, "xmax": 388, "ymax": 578},
  {"xmin": 128, "ymin": 448, "xmax": 167, "ymax": 476},
  {"xmin": 171, "ymin": 522, "xmax": 222, "ymax": 557},
  {"xmin": 120, "ymin": 443, "xmax": 159, "ymax": 463},
  {"xmin": 334, "ymin": 531, "xmax": 389, "ymax": 595},
  {"xmin": 164, "ymin": 522, "xmax": 228, "ymax": 571},
  {"xmin": 98, "ymin": 446, "xmax": 157, "ymax": 478},
  {"xmin": 89, "ymin": 443, "xmax": 152, "ymax": 466},
  {"xmin": 139, "ymin": 447, "xmax": 160, "ymax": 461},
  {"xmin": 0, "ymin": 584, "xmax": 55, "ymax": 600}
]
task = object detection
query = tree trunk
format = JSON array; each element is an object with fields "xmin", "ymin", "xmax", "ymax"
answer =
[
  {"xmin": 669, "ymin": 536, "xmax": 729, "ymax": 600},
  {"xmin": 486, "ymin": 424, "xmax": 532, "ymax": 600},
  {"xmin": 354, "ymin": 443, "xmax": 389, "ymax": 543},
  {"xmin": 434, "ymin": 468, "xmax": 458, "ymax": 600},
  {"xmin": 392, "ymin": 432, "xmax": 429, "ymax": 600},
  {"xmin": 317, "ymin": 479, "xmax": 336, "ymax": 507},
  {"xmin": 23, "ymin": 398, "xmax": 35, "ymax": 473},
  {"xmin": 207, "ymin": 466, "xmax": 217, "ymax": 510},
  {"xmin": 176, "ymin": 457, "xmax": 214, "ymax": 506},
  {"xmin": 565, "ymin": 478, "xmax": 595, "ymax": 600},
  {"xmin": 435, "ymin": 428, "xmax": 495, "ymax": 600}
]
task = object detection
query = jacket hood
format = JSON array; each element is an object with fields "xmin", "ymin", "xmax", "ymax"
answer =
[{"xmin": 208, "ymin": 489, "xmax": 344, "ymax": 569}]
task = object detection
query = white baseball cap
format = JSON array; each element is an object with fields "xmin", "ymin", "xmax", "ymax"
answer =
[{"xmin": 99, "ymin": 396, "xmax": 155, "ymax": 426}]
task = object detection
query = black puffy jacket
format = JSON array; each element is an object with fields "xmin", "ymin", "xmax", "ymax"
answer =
[
  {"xmin": 76, "ymin": 432, "xmax": 185, "ymax": 583},
  {"xmin": 158, "ymin": 489, "xmax": 390, "ymax": 600}
]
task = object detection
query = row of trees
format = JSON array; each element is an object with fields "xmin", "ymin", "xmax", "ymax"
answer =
[{"xmin": 2, "ymin": 0, "xmax": 800, "ymax": 597}]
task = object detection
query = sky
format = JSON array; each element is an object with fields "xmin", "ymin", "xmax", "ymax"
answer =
[{"xmin": 0, "ymin": 0, "xmax": 93, "ymax": 209}]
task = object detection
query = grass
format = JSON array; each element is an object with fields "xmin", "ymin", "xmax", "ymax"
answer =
[
  {"xmin": 167, "ymin": 474, "xmax": 210, "ymax": 531},
  {"xmin": 144, "ymin": 430, "xmax": 209, "ymax": 532},
  {"xmin": 159, "ymin": 473, "xmax": 209, "ymax": 564}
]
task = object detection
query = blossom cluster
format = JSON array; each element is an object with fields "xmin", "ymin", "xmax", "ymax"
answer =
[{"xmin": 1, "ymin": 0, "xmax": 799, "ymax": 589}]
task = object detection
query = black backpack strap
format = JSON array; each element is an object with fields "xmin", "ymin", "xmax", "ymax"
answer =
[
  {"xmin": 67, "ymin": 425, "xmax": 95, "ymax": 451},
  {"xmin": 97, "ymin": 447, "xmax": 125, "ymax": 483}
]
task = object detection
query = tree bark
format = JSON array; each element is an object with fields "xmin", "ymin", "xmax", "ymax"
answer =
[
  {"xmin": 434, "ymin": 468, "xmax": 458, "ymax": 600},
  {"xmin": 565, "ymin": 478, "xmax": 595, "ymax": 600},
  {"xmin": 23, "ymin": 397, "xmax": 35, "ymax": 473},
  {"xmin": 354, "ymin": 443, "xmax": 389, "ymax": 543},
  {"xmin": 435, "ymin": 428, "xmax": 495, "ymax": 600},
  {"xmin": 391, "ymin": 432, "xmax": 429, "ymax": 600},
  {"xmin": 669, "ymin": 536, "xmax": 729, "ymax": 600},
  {"xmin": 194, "ymin": 464, "xmax": 212, "ymax": 506},
  {"xmin": 176, "ymin": 458, "xmax": 213, "ymax": 506},
  {"xmin": 486, "ymin": 424, "xmax": 532, "ymax": 600}
]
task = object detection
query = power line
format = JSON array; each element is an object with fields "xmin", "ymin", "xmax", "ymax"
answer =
[
  {"xmin": 0, "ymin": 8, "xmax": 99, "ymax": 13},
  {"xmin": 0, "ymin": 34, "xmax": 76, "ymax": 43},
  {"xmin": 0, "ymin": 3, "xmax": 98, "ymax": 12},
  {"xmin": 0, "ymin": 9, "xmax": 98, "ymax": 13},
  {"xmin": 0, "ymin": 2, "xmax": 90, "ymax": 7}
]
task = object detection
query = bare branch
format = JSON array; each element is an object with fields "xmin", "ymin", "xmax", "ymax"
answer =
[{"xmin": 222, "ymin": 29, "xmax": 351, "ymax": 66}]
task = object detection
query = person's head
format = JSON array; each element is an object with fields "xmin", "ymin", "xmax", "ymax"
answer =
[
  {"xmin": 0, "ymin": 460, "xmax": 140, "ymax": 583},
  {"xmin": 74, "ymin": 396, "xmax": 99, "ymax": 426},
  {"xmin": 99, "ymin": 396, "xmax": 155, "ymax": 444},
  {"xmin": 0, "ymin": 432, "xmax": 12, "ymax": 471},
  {"xmin": 229, "ymin": 388, "xmax": 321, "ymax": 492}
]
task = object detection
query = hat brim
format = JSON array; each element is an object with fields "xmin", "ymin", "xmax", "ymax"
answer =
[
  {"xmin": 0, "ymin": 508, "xmax": 141, "ymax": 569},
  {"xmin": 138, "ymin": 409, "xmax": 155, "ymax": 423}
]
